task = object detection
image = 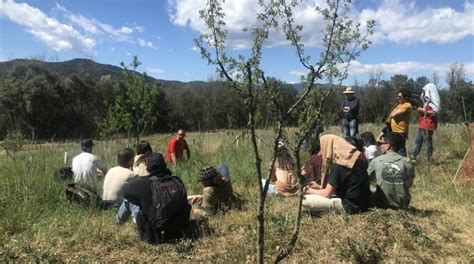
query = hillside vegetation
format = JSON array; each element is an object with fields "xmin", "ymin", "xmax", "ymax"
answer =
[{"xmin": 0, "ymin": 124, "xmax": 472, "ymax": 262}]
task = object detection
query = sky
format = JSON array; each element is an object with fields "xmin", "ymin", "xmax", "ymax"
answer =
[{"xmin": 0, "ymin": 0, "xmax": 473, "ymax": 88}]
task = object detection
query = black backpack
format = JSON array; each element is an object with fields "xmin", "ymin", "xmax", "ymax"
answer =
[
  {"xmin": 54, "ymin": 167, "xmax": 73, "ymax": 181},
  {"xmin": 65, "ymin": 183, "xmax": 102, "ymax": 206},
  {"xmin": 148, "ymin": 175, "xmax": 190, "ymax": 242}
]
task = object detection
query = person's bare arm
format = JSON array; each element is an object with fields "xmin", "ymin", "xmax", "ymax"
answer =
[
  {"xmin": 304, "ymin": 183, "xmax": 334, "ymax": 198},
  {"xmin": 171, "ymin": 153, "xmax": 177, "ymax": 164}
]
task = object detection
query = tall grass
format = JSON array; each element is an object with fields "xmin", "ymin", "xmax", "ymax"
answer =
[{"xmin": 0, "ymin": 124, "xmax": 472, "ymax": 262}]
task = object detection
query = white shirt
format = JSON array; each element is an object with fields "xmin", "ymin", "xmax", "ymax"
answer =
[
  {"xmin": 364, "ymin": 145, "xmax": 382, "ymax": 160},
  {"xmin": 72, "ymin": 152, "xmax": 107, "ymax": 183},
  {"xmin": 102, "ymin": 166, "xmax": 137, "ymax": 202},
  {"xmin": 133, "ymin": 154, "xmax": 149, "ymax": 177}
]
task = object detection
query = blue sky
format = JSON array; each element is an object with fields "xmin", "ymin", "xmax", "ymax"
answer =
[{"xmin": 0, "ymin": 0, "xmax": 473, "ymax": 88}]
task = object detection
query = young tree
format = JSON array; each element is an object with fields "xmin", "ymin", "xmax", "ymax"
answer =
[
  {"xmin": 98, "ymin": 56, "xmax": 161, "ymax": 146},
  {"xmin": 196, "ymin": 0, "xmax": 374, "ymax": 262}
]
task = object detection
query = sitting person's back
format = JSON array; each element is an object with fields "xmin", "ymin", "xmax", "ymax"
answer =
[
  {"xmin": 368, "ymin": 133, "xmax": 415, "ymax": 210},
  {"xmin": 72, "ymin": 139, "xmax": 107, "ymax": 186},
  {"xmin": 191, "ymin": 164, "xmax": 237, "ymax": 218},
  {"xmin": 133, "ymin": 140, "xmax": 153, "ymax": 177},
  {"xmin": 102, "ymin": 148, "xmax": 137, "ymax": 204},
  {"xmin": 123, "ymin": 153, "xmax": 190, "ymax": 244},
  {"xmin": 271, "ymin": 146, "xmax": 299, "ymax": 196}
]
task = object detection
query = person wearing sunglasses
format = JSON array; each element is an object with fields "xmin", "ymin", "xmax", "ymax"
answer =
[
  {"xmin": 368, "ymin": 132, "xmax": 415, "ymax": 210},
  {"xmin": 386, "ymin": 89, "xmax": 412, "ymax": 157},
  {"xmin": 165, "ymin": 129, "xmax": 191, "ymax": 164}
]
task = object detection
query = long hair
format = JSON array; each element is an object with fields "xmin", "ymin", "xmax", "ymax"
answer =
[
  {"xmin": 275, "ymin": 146, "xmax": 295, "ymax": 171},
  {"xmin": 135, "ymin": 140, "xmax": 153, "ymax": 166}
]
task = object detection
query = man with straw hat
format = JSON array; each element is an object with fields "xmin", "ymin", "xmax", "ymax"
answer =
[{"xmin": 340, "ymin": 87, "xmax": 360, "ymax": 137}]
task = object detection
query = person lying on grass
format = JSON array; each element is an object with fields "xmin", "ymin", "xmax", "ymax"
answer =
[
  {"xmin": 189, "ymin": 164, "xmax": 238, "ymax": 218},
  {"xmin": 368, "ymin": 132, "xmax": 415, "ymax": 210},
  {"xmin": 303, "ymin": 134, "xmax": 370, "ymax": 214}
]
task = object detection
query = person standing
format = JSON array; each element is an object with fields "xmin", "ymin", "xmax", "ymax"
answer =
[
  {"xmin": 387, "ymin": 89, "xmax": 412, "ymax": 157},
  {"xmin": 411, "ymin": 84, "xmax": 439, "ymax": 162},
  {"xmin": 340, "ymin": 87, "xmax": 360, "ymax": 137},
  {"xmin": 72, "ymin": 139, "xmax": 107, "ymax": 186},
  {"xmin": 165, "ymin": 129, "xmax": 191, "ymax": 164},
  {"xmin": 368, "ymin": 133, "xmax": 415, "ymax": 210}
]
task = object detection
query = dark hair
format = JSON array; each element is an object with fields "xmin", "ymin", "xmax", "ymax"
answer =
[
  {"xmin": 135, "ymin": 141, "xmax": 152, "ymax": 166},
  {"xmin": 360, "ymin": 132, "xmax": 376, "ymax": 146},
  {"xmin": 345, "ymin": 136, "xmax": 364, "ymax": 152},
  {"xmin": 136, "ymin": 141, "xmax": 152, "ymax": 155},
  {"xmin": 384, "ymin": 133, "xmax": 403, "ymax": 152},
  {"xmin": 397, "ymin": 89, "xmax": 411, "ymax": 99},
  {"xmin": 276, "ymin": 146, "xmax": 295, "ymax": 171},
  {"xmin": 118, "ymin": 148, "xmax": 135, "ymax": 167},
  {"xmin": 309, "ymin": 141, "xmax": 321, "ymax": 155}
]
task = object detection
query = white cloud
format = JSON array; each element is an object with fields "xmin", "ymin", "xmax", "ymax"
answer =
[
  {"xmin": 0, "ymin": 0, "xmax": 95, "ymax": 52},
  {"xmin": 345, "ymin": 60, "xmax": 474, "ymax": 77},
  {"xmin": 126, "ymin": 52, "xmax": 133, "ymax": 56},
  {"xmin": 191, "ymin": 46, "xmax": 199, "ymax": 52},
  {"xmin": 56, "ymin": 4, "xmax": 139, "ymax": 42},
  {"xmin": 289, "ymin": 70, "xmax": 309, "ymax": 77},
  {"xmin": 146, "ymin": 67, "xmax": 165, "ymax": 76},
  {"xmin": 359, "ymin": 0, "xmax": 474, "ymax": 44},
  {"xmin": 168, "ymin": 0, "xmax": 474, "ymax": 49},
  {"xmin": 137, "ymin": 38, "xmax": 155, "ymax": 48}
]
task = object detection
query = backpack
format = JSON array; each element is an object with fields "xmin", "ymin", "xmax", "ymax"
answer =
[
  {"xmin": 54, "ymin": 167, "xmax": 73, "ymax": 181},
  {"xmin": 65, "ymin": 183, "xmax": 102, "ymax": 206},
  {"xmin": 148, "ymin": 175, "xmax": 190, "ymax": 242}
]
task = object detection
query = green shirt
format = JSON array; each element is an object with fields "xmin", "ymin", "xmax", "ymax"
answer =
[{"xmin": 367, "ymin": 152, "xmax": 415, "ymax": 210}]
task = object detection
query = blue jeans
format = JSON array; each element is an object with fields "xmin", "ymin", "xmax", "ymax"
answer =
[
  {"xmin": 341, "ymin": 119, "xmax": 358, "ymax": 137},
  {"xmin": 217, "ymin": 163, "xmax": 229, "ymax": 178},
  {"xmin": 115, "ymin": 199, "xmax": 140, "ymax": 224},
  {"xmin": 411, "ymin": 129, "xmax": 433, "ymax": 160}
]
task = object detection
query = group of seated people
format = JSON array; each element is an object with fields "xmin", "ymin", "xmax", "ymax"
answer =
[
  {"xmin": 70, "ymin": 129, "xmax": 414, "ymax": 243},
  {"xmin": 71, "ymin": 139, "xmax": 238, "ymax": 243},
  {"xmin": 264, "ymin": 131, "xmax": 415, "ymax": 214}
]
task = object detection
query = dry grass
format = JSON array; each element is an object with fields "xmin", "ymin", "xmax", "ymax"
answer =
[{"xmin": 1, "ymin": 124, "xmax": 473, "ymax": 262}]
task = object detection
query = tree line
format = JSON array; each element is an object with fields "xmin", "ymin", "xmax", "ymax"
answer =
[{"xmin": 0, "ymin": 60, "xmax": 472, "ymax": 141}]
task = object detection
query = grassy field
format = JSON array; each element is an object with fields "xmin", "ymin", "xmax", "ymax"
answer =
[{"xmin": 0, "ymin": 124, "xmax": 472, "ymax": 262}]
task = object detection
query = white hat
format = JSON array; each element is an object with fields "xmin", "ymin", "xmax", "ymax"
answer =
[{"xmin": 343, "ymin": 87, "xmax": 355, "ymax": 94}]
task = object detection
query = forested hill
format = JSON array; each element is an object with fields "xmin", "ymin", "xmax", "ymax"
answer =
[
  {"xmin": 0, "ymin": 58, "xmax": 471, "ymax": 140},
  {"xmin": 0, "ymin": 58, "xmax": 205, "ymax": 91}
]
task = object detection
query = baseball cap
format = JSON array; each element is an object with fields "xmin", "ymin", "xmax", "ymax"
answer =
[{"xmin": 81, "ymin": 139, "xmax": 94, "ymax": 148}]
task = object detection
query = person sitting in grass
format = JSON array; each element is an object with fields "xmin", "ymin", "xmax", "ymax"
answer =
[
  {"xmin": 102, "ymin": 148, "xmax": 138, "ymax": 207},
  {"xmin": 190, "ymin": 164, "xmax": 238, "ymax": 218},
  {"xmin": 72, "ymin": 139, "xmax": 108, "ymax": 187},
  {"xmin": 301, "ymin": 141, "xmax": 322, "ymax": 186},
  {"xmin": 121, "ymin": 153, "xmax": 190, "ymax": 243},
  {"xmin": 368, "ymin": 132, "xmax": 415, "ymax": 210},
  {"xmin": 262, "ymin": 144, "xmax": 299, "ymax": 197},
  {"xmin": 303, "ymin": 134, "xmax": 370, "ymax": 214},
  {"xmin": 133, "ymin": 140, "xmax": 153, "ymax": 177},
  {"xmin": 360, "ymin": 131, "xmax": 382, "ymax": 163}
]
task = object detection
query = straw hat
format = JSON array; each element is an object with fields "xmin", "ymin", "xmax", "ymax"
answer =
[{"xmin": 343, "ymin": 87, "xmax": 355, "ymax": 94}]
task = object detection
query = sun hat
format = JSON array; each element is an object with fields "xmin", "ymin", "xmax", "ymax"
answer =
[
  {"xmin": 343, "ymin": 87, "xmax": 355, "ymax": 94},
  {"xmin": 199, "ymin": 166, "xmax": 218, "ymax": 181}
]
